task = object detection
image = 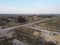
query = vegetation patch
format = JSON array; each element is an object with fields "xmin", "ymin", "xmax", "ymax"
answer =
[
  {"xmin": 36, "ymin": 17, "xmax": 60, "ymax": 32},
  {"xmin": 13, "ymin": 26, "xmax": 44, "ymax": 45}
]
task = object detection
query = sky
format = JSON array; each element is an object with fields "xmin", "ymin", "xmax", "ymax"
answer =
[{"xmin": 0, "ymin": 0, "xmax": 60, "ymax": 14}]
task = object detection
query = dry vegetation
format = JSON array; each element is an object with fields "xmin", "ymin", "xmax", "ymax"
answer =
[
  {"xmin": 0, "ymin": 26, "xmax": 57, "ymax": 45},
  {"xmin": 0, "ymin": 26, "xmax": 43, "ymax": 45},
  {"xmin": 36, "ymin": 17, "xmax": 60, "ymax": 32},
  {"xmin": 14, "ymin": 26, "xmax": 43, "ymax": 45}
]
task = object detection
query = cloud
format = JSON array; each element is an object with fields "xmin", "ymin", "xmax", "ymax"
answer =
[{"xmin": 0, "ymin": 4, "xmax": 60, "ymax": 14}]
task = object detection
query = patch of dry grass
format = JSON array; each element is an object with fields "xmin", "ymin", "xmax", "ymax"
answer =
[
  {"xmin": 36, "ymin": 17, "xmax": 60, "ymax": 32},
  {"xmin": 14, "ymin": 26, "xmax": 43, "ymax": 45}
]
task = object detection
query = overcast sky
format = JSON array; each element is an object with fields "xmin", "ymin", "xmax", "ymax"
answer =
[{"xmin": 0, "ymin": 0, "xmax": 60, "ymax": 14}]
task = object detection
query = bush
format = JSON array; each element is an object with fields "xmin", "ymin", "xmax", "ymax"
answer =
[
  {"xmin": 17, "ymin": 16, "xmax": 27, "ymax": 23},
  {"xmin": 46, "ymin": 41, "xmax": 57, "ymax": 45}
]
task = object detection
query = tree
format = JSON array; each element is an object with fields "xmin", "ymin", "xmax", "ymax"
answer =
[
  {"xmin": 0, "ymin": 37, "xmax": 13, "ymax": 45},
  {"xmin": 46, "ymin": 41, "xmax": 57, "ymax": 45},
  {"xmin": 17, "ymin": 16, "xmax": 27, "ymax": 23}
]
